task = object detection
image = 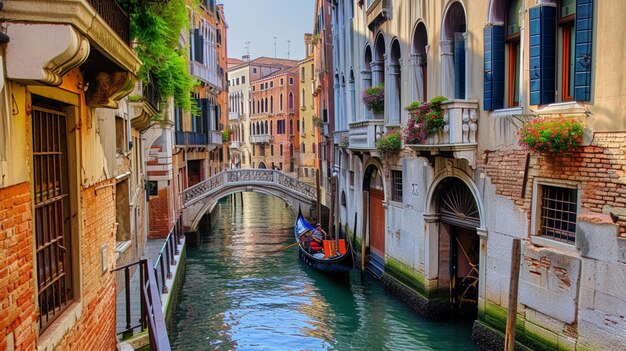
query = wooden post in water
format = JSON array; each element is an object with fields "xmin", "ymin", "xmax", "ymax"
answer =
[{"xmin": 504, "ymin": 238, "xmax": 521, "ymax": 351}]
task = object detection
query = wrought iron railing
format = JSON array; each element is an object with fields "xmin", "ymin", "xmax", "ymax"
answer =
[
  {"xmin": 175, "ymin": 131, "xmax": 208, "ymax": 146},
  {"xmin": 87, "ymin": 0, "xmax": 130, "ymax": 45},
  {"xmin": 143, "ymin": 75, "xmax": 161, "ymax": 112},
  {"xmin": 113, "ymin": 258, "xmax": 171, "ymax": 351},
  {"xmin": 152, "ymin": 222, "xmax": 182, "ymax": 295}
]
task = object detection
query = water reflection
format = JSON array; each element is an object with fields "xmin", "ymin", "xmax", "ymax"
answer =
[{"xmin": 170, "ymin": 193, "xmax": 478, "ymax": 350}]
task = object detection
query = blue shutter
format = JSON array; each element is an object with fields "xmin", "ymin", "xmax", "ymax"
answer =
[
  {"xmin": 484, "ymin": 25, "xmax": 505, "ymax": 111},
  {"xmin": 454, "ymin": 32, "xmax": 466, "ymax": 99},
  {"xmin": 574, "ymin": 0, "xmax": 593, "ymax": 101},
  {"xmin": 529, "ymin": 5, "xmax": 556, "ymax": 105}
]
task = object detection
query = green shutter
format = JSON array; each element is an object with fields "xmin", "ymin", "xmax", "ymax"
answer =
[{"xmin": 529, "ymin": 5, "xmax": 556, "ymax": 105}]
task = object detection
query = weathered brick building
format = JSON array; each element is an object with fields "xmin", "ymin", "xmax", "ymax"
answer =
[
  {"xmin": 0, "ymin": 1, "xmax": 141, "ymax": 349},
  {"xmin": 330, "ymin": 0, "xmax": 626, "ymax": 350}
]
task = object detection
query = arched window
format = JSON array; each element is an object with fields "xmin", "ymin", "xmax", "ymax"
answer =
[
  {"xmin": 412, "ymin": 22, "xmax": 428, "ymax": 102},
  {"xmin": 390, "ymin": 39, "xmax": 402, "ymax": 124},
  {"xmin": 264, "ymin": 98, "xmax": 268, "ymax": 113},
  {"xmin": 280, "ymin": 93, "xmax": 284, "ymax": 111},
  {"xmin": 442, "ymin": 1, "xmax": 467, "ymax": 99},
  {"xmin": 288, "ymin": 92, "xmax": 294, "ymax": 110},
  {"xmin": 289, "ymin": 119, "xmax": 293, "ymax": 135},
  {"xmin": 270, "ymin": 96, "xmax": 274, "ymax": 114},
  {"xmin": 301, "ymin": 89, "xmax": 305, "ymax": 107}
]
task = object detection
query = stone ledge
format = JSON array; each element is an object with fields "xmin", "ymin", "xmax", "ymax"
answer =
[{"xmin": 471, "ymin": 320, "xmax": 533, "ymax": 351}]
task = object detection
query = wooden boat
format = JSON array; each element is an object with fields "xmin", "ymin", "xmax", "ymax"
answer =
[{"xmin": 294, "ymin": 209, "xmax": 354, "ymax": 274}]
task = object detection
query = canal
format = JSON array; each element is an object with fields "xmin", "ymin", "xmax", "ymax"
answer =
[{"xmin": 170, "ymin": 193, "xmax": 478, "ymax": 350}]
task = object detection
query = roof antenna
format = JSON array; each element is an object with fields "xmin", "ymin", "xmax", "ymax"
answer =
[
  {"xmin": 245, "ymin": 41, "xmax": 251, "ymax": 56},
  {"xmin": 287, "ymin": 40, "xmax": 290, "ymax": 59}
]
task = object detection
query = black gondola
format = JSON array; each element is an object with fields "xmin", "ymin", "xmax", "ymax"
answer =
[{"xmin": 294, "ymin": 209, "xmax": 354, "ymax": 274}]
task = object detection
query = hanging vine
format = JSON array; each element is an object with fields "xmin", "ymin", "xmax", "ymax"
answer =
[{"xmin": 121, "ymin": 0, "xmax": 198, "ymax": 112}]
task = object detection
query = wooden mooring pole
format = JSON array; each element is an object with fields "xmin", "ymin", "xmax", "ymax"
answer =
[{"xmin": 504, "ymin": 238, "xmax": 521, "ymax": 351}]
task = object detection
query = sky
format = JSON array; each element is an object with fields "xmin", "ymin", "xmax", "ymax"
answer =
[{"xmin": 222, "ymin": 0, "xmax": 315, "ymax": 61}]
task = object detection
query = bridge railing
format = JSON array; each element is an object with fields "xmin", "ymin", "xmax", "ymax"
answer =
[{"xmin": 181, "ymin": 169, "xmax": 316, "ymax": 207}]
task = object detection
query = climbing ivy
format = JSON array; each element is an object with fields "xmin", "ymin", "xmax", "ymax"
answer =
[{"xmin": 122, "ymin": 0, "xmax": 198, "ymax": 112}]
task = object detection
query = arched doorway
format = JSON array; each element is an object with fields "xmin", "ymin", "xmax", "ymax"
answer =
[
  {"xmin": 432, "ymin": 177, "xmax": 480, "ymax": 314},
  {"xmin": 364, "ymin": 164, "xmax": 385, "ymax": 274}
]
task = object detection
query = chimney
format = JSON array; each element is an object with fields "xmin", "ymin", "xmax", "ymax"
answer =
[{"xmin": 242, "ymin": 54, "xmax": 250, "ymax": 62}]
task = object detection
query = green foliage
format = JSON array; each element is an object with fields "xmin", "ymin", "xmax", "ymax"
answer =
[
  {"xmin": 404, "ymin": 96, "xmax": 448, "ymax": 144},
  {"xmin": 376, "ymin": 130, "xmax": 402, "ymax": 153},
  {"xmin": 123, "ymin": 0, "xmax": 197, "ymax": 112},
  {"xmin": 222, "ymin": 128, "xmax": 232, "ymax": 143},
  {"xmin": 517, "ymin": 117, "xmax": 584, "ymax": 153},
  {"xmin": 362, "ymin": 83, "xmax": 385, "ymax": 115}
]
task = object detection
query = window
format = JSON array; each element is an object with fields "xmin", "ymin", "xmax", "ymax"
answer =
[
  {"xmin": 288, "ymin": 92, "xmax": 294, "ymax": 110},
  {"xmin": 528, "ymin": 0, "xmax": 593, "ymax": 105},
  {"xmin": 301, "ymin": 89, "xmax": 305, "ymax": 108},
  {"xmin": 391, "ymin": 170, "xmax": 403, "ymax": 202},
  {"xmin": 279, "ymin": 93, "xmax": 283, "ymax": 111},
  {"xmin": 270, "ymin": 144, "xmax": 274, "ymax": 156},
  {"xmin": 280, "ymin": 144, "xmax": 283, "ymax": 156},
  {"xmin": 260, "ymin": 84, "xmax": 264, "ymax": 91},
  {"xmin": 242, "ymin": 76, "xmax": 246, "ymax": 84},
  {"xmin": 277, "ymin": 120, "xmax": 285, "ymax": 134},
  {"xmin": 301, "ymin": 142, "xmax": 305, "ymax": 153},
  {"xmin": 33, "ymin": 101, "xmax": 75, "ymax": 332},
  {"xmin": 301, "ymin": 67, "xmax": 305, "ymax": 82},
  {"xmin": 289, "ymin": 77, "xmax": 294, "ymax": 85},
  {"xmin": 252, "ymin": 85, "xmax": 256, "ymax": 92},
  {"xmin": 537, "ymin": 184, "xmax": 577, "ymax": 243},
  {"xmin": 280, "ymin": 78, "xmax": 284, "ymax": 86},
  {"xmin": 559, "ymin": 0, "xmax": 576, "ymax": 102},
  {"xmin": 506, "ymin": 0, "xmax": 522, "ymax": 107},
  {"xmin": 253, "ymin": 67, "xmax": 257, "ymax": 73},
  {"xmin": 270, "ymin": 81, "xmax": 274, "ymax": 88},
  {"xmin": 236, "ymin": 77, "xmax": 240, "ymax": 85}
]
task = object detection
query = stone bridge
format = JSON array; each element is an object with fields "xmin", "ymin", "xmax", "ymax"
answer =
[{"xmin": 181, "ymin": 169, "xmax": 317, "ymax": 231}]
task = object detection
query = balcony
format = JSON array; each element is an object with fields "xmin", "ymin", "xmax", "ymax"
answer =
[
  {"xmin": 250, "ymin": 134, "xmax": 273, "ymax": 144},
  {"xmin": 190, "ymin": 61, "xmax": 222, "ymax": 90},
  {"xmin": 229, "ymin": 141, "xmax": 241, "ymax": 149},
  {"xmin": 366, "ymin": 0, "xmax": 391, "ymax": 32},
  {"xmin": 130, "ymin": 75, "xmax": 161, "ymax": 130},
  {"xmin": 348, "ymin": 120, "xmax": 384, "ymax": 150},
  {"xmin": 175, "ymin": 131, "xmax": 222, "ymax": 147},
  {"xmin": 1, "ymin": 0, "xmax": 141, "ymax": 107},
  {"xmin": 405, "ymin": 99, "xmax": 479, "ymax": 168},
  {"xmin": 229, "ymin": 112, "xmax": 239, "ymax": 121}
]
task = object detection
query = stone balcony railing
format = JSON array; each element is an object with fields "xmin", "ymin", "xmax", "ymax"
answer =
[
  {"xmin": 406, "ymin": 99, "xmax": 479, "ymax": 168},
  {"xmin": 208, "ymin": 131, "xmax": 222, "ymax": 146},
  {"xmin": 229, "ymin": 141, "xmax": 240, "ymax": 149},
  {"xmin": 190, "ymin": 61, "xmax": 222, "ymax": 90},
  {"xmin": 348, "ymin": 119, "xmax": 384, "ymax": 150},
  {"xmin": 250, "ymin": 134, "xmax": 273, "ymax": 144},
  {"xmin": 229, "ymin": 112, "xmax": 239, "ymax": 121}
]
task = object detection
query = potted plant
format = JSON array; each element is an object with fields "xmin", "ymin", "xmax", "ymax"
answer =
[
  {"xmin": 376, "ymin": 130, "xmax": 402, "ymax": 154},
  {"xmin": 338, "ymin": 134, "xmax": 349, "ymax": 148},
  {"xmin": 517, "ymin": 117, "xmax": 584, "ymax": 153},
  {"xmin": 362, "ymin": 83, "xmax": 385, "ymax": 115},
  {"xmin": 222, "ymin": 127, "xmax": 232, "ymax": 143},
  {"xmin": 404, "ymin": 96, "xmax": 447, "ymax": 144}
]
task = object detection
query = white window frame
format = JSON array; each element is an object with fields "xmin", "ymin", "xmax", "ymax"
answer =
[{"xmin": 530, "ymin": 177, "xmax": 580, "ymax": 252}]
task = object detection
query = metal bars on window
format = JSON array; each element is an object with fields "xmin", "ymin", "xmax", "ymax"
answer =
[
  {"xmin": 391, "ymin": 170, "xmax": 402, "ymax": 202},
  {"xmin": 33, "ymin": 104, "xmax": 73, "ymax": 332},
  {"xmin": 540, "ymin": 185, "xmax": 577, "ymax": 243}
]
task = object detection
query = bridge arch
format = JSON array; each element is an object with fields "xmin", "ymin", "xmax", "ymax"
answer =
[{"xmin": 181, "ymin": 169, "xmax": 317, "ymax": 232}]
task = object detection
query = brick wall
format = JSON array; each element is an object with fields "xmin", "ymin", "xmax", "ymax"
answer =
[
  {"xmin": 51, "ymin": 180, "xmax": 118, "ymax": 350},
  {"xmin": 149, "ymin": 186, "xmax": 174, "ymax": 238},
  {"xmin": 0, "ymin": 182, "xmax": 37, "ymax": 351},
  {"xmin": 480, "ymin": 132, "xmax": 626, "ymax": 235}
]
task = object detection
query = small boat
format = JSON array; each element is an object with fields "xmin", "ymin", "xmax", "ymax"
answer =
[{"xmin": 294, "ymin": 209, "xmax": 354, "ymax": 274}]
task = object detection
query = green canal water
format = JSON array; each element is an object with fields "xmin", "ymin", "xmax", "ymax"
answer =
[{"xmin": 170, "ymin": 193, "xmax": 479, "ymax": 350}]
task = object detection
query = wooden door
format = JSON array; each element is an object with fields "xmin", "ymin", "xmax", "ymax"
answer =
[{"xmin": 369, "ymin": 188, "xmax": 385, "ymax": 257}]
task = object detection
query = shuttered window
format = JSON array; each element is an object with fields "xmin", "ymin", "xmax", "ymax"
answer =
[
  {"xmin": 529, "ymin": 5, "xmax": 557, "ymax": 105},
  {"xmin": 483, "ymin": 25, "xmax": 505, "ymax": 111},
  {"xmin": 574, "ymin": 0, "xmax": 593, "ymax": 101},
  {"xmin": 454, "ymin": 32, "xmax": 466, "ymax": 100}
]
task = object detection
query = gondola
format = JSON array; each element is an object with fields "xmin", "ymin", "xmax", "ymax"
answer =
[{"xmin": 294, "ymin": 209, "xmax": 354, "ymax": 274}]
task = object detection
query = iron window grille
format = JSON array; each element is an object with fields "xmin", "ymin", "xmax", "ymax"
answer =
[
  {"xmin": 539, "ymin": 184, "xmax": 577, "ymax": 243},
  {"xmin": 391, "ymin": 170, "xmax": 402, "ymax": 202}
]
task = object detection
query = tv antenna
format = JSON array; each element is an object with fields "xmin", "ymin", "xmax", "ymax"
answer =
[
  {"xmin": 245, "ymin": 41, "xmax": 251, "ymax": 56},
  {"xmin": 287, "ymin": 40, "xmax": 290, "ymax": 59}
]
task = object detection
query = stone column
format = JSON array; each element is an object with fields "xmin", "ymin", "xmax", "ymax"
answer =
[
  {"xmin": 476, "ymin": 227, "xmax": 488, "ymax": 318},
  {"xmin": 463, "ymin": 32, "xmax": 470, "ymax": 100},
  {"xmin": 440, "ymin": 40, "xmax": 454, "ymax": 99},
  {"xmin": 423, "ymin": 213, "xmax": 441, "ymax": 280},
  {"xmin": 360, "ymin": 69, "xmax": 372, "ymax": 120},
  {"xmin": 409, "ymin": 53, "xmax": 419, "ymax": 103},
  {"xmin": 389, "ymin": 62, "xmax": 401, "ymax": 125}
]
